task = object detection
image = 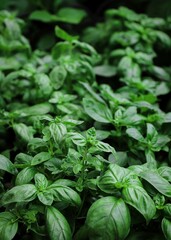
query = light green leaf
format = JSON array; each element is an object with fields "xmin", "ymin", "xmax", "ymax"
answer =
[
  {"xmin": 55, "ymin": 26, "xmax": 78, "ymax": 42},
  {"xmin": 29, "ymin": 10, "xmax": 55, "ymax": 22},
  {"xmin": 50, "ymin": 65, "xmax": 67, "ymax": 90},
  {"xmin": 56, "ymin": 7, "xmax": 87, "ymax": 24}
]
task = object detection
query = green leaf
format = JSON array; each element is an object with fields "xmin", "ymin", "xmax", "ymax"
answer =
[
  {"xmin": 98, "ymin": 164, "xmax": 130, "ymax": 193},
  {"xmin": 158, "ymin": 166, "xmax": 171, "ymax": 182},
  {"xmin": 50, "ymin": 65, "xmax": 67, "ymax": 90},
  {"xmin": 122, "ymin": 185, "xmax": 156, "ymax": 222},
  {"xmin": 156, "ymin": 31, "xmax": 171, "ymax": 47},
  {"xmin": 150, "ymin": 66, "xmax": 170, "ymax": 81},
  {"xmin": 37, "ymin": 190, "xmax": 54, "ymax": 206},
  {"xmin": 162, "ymin": 218, "xmax": 171, "ymax": 240},
  {"xmin": 14, "ymin": 103, "xmax": 52, "ymax": 117},
  {"xmin": 55, "ymin": 26, "xmax": 78, "ymax": 42},
  {"xmin": 83, "ymin": 97, "xmax": 112, "ymax": 123},
  {"xmin": 96, "ymin": 141, "xmax": 116, "ymax": 156},
  {"xmin": 0, "ymin": 154, "xmax": 17, "ymax": 174},
  {"xmin": 86, "ymin": 196, "xmax": 131, "ymax": 240},
  {"xmin": 1, "ymin": 184, "xmax": 37, "ymax": 206},
  {"xmin": 29, "ymin": 10, "xmax": 55, "ymax": 22},
  {"xmin": 0, "ymin": 212, "xmax": 18, "ymax": 240},
  {"xmin": 94, "ymin": 65, "xmax": 117, "ymax": 77},
  {"xmin": 69, "ymin": 132, "xmax": 86, "ymax": 146},
  {"xmin": 140, "ymin": 171, "xmax": 171, "ymax": 197},
  {"xmin": 49, "ymin": 185, "xmax": 81, "ymax": 206},
  {"xmin": 31, "ymin": 152, "xmax": 51, "ymax": 166},
  {"xmin": 146, "ymin": 123, "xmax": 158, "ymax": 143},
  {"xmin": 49, "ymin": 122, "xmax": 67, "ymax": 143},
  {"xmin": 56, "ymin": 7, "xmax": 87, "ymax": 24},
  {"xmin": 13, "ymin": 123, "xmax": 34, "ymax": 142},
  {"xmin": 126, "ymin": 127, "xmax": 145, "ymax": 142},
  {"xmin": 163, "ymin": 204, "xmax": 171, "ymax": 219},
  {"xmin": 46, "ymin": 206, "xmax": 72, "ymax": 240},
  {"xmin": 34, "ymin": 173, "xmax": 48, "ymax": 191},
  {"xmin": 15, "ymin": 167, "xmax": 36, "ymax": 185}
]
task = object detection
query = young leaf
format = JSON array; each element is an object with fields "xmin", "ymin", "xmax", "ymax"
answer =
[
  {"xmin": 98, "ymin": 164, "xmax": 130, "ymax": 193},
  {"xmin": 0, "ymin": 154, "xmax": 17, "ymax": 174},
  {"xmin": 0, "ymin": 212, "xmax": 18, "ymax": 240},
  {"xmin": 34, "ymin": 173, "xmax": 49, "ymax": 191},
  {"xmin": 49, "ymin": 65, "xmax": 67, "ymax": 90},
  {"xmin": 37, "ymin": 190, "xmax": 54, "ymax": 206},
  {"xmin": 46, "ymin": 206, "xmax": 72, "ymax": 240},
  {"xmin": 55, "ymin": 26, "xmax": 78, "ymax": 42},
  {"xmin": 1, "ymin": 184, "xmax": 37, "ymax": 206},
  {"xmin": 86, "ymin": 196, "xmax": 131, "ymax": 240},
  {"xmin": 122, "ymin": 185, "xmax": 156, "ymax": 222}
]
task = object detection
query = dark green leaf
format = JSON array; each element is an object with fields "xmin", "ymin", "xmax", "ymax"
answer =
[
  {"xmin": 31, "ymin": 152, "xmax": 51, "ymax": 166},
  {"xmin": 86, "ymin": 196, "xmax": 131, "ymax": 240},
  {"xmin": 0, "ymin": 212, "xmax": 18, "ymax": 240},
  {"xmin": 15, "ymin": 167, "xmax": 36, "ymax": 185},
  {"xmin": 162, "ymin": 218, "xmax": 171, "ymax": 240},
  {"xmin": 83, "ymin": 97, "xmax": 112, "ymax": 123},
  {"xmin": 122, "ymin": 185, "xmax": 156, "ymax": 222},
  {"xmin": 46, "ymin": 206, "xmax": 72, "ymax": 240},
  {"xmin": 1, "ymin": 184, "xmax": 37, "ymax": 205},
  {"xmin": 0, "ymin": 154, "xmax": 17, "ymax": 174}
]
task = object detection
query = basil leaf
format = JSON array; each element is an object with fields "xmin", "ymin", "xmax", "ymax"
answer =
[
  {"xmin": 140, "ymin": 171, "xmax": 171, "ymax": 197},
  {"xmin": 0, "ymin": 154, "xmax": 17, "ymax": 174},
  {"xmin": 86, "ymin": 196, "xmax": 131, "ymax": 240},
  {"xmin": 31, "ymin": 152, "xmax": 51, "ymax": 166},
  {"xmin": 15, "ymin": 167, "xmax": 36, "ymax": 185},
  {"xmin": 37, "ymin": 191, "xmax": 54, "ymax": 206},
  {"xmin": 98, "ymin": 164, "xmax": 130, "ymax": 193},
  {"xmin": 122, "ymin": 185, "xmax": 156, "ymax": 222},
  {"xmin": 0, "ymin": 212, "xmax": 18, "ymax": 240},
  {"xmin": 83, "ymin": 97, "xmax": 112, "ymax": 123},
  {"xmin": 46, "ymin": 206, "xmax": 72, "ymax": 240},
  {"xmin": 34, "ymin": 173, "xmax": 48, "ymax": 191},
  {"xmin": 49, "ymin": 185, "xmax": 81, "ymax": 206},
  {"xmin": 1, "ymin": 184, "xmax": 37, "ymax": 206},
  {"xmin": 162, "ymin": 218, "xmax": 171, "ymax": 240}
]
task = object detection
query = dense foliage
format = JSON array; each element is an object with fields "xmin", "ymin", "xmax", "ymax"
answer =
[{"xmin": 1, "ymin": 1, "xmax": 171, "ymax": 239}]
